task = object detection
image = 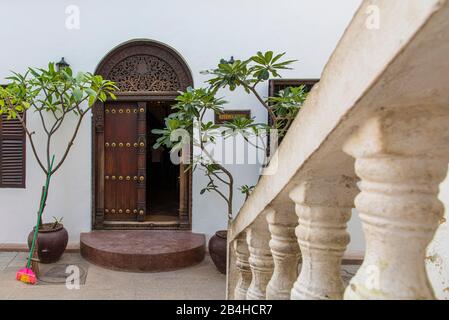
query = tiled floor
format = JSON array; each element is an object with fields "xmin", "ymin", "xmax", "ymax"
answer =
[
  {"xmin": 0, "ymin": 252, "xmax": 360, "ymax": 300},
  {"xmin": 0, "ymin": 252, "xmax": 226, "ymax": 300}
]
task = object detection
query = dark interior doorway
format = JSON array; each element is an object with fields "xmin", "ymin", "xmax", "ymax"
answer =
[{"xmin": 146, "ymin": 101, "xmax": 180, "ymax": 221}]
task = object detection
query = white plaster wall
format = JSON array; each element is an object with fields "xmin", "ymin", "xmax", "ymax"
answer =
[{"xmin": 0, "ymin": 0, "xmax": 363, "ymax": 251}]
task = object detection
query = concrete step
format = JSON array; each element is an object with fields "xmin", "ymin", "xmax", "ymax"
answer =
[{"xmin": 80, "ymin": 230, "xmax": 205, "ymax": 272}]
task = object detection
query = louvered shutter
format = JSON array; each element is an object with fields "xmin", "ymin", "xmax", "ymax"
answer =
[{"xmin": 0, "ymin": 113, "xmax": 26, "ymax": 188}]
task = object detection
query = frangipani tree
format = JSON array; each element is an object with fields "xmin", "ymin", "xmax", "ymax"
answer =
[
  {"xmin": 153, "ymin": 87, "xmax": 264, "ymax": 220},
  {"xmin": 154, "ymin": 52, "xmax": 309, "ymax": 217},
  {"xmin": 0, "ymin": 62, "xmax": 117, "ymax": 223}
]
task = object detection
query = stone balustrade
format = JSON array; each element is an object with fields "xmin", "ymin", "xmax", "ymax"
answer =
[{"xmin": 226, "ymin": 0, "xmax": 449, "ymax": 300}]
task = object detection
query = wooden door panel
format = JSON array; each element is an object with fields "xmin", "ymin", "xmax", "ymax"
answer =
[
  {"xmin": 94, "ymin": 98, "xmax": 191, "ymax": 229},
  {"xmin": 103, "ymin": 103, "xmax": 144, "ymax": 221}
]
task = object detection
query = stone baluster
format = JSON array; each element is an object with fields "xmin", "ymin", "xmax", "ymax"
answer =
[
  {"xmin": 233, "ymin": 231, "xmax": 252, "ymax": 300},
  {"xmin": 246, "ymin": 209, "xmax": 274, "ymax": 300},
  {"xmin": 343, "ymin": 105, "xmax": 449, "ymax": 300},
  {"xmin": 289, "ymin": 176, "xmax": 358, "ymax": 300},
  {"xmin": 266, "ymin": 203, "xmax": 301, "ymax": 300}
]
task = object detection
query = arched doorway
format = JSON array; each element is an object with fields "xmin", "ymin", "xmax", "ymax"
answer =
[{"xmin": 92, "ymin": 39, "xmax": 193, "ymax": 230}]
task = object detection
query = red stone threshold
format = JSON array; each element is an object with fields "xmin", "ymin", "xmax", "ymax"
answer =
[{"xmin": 80, "ymin": 230, "xmax": 206, "ymax": 272}]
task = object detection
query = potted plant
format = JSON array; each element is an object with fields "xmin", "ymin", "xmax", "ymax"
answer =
[
  {"xmin": 199, "ymin": 52, "xmax": 309, "ymax": 272},
  {"xmin": 152, "ymin": 87, "xmax": 263, "ymax": 273},
  {"xmin": 0, "ymin": 62, "xmax": 117, "ymax": 263}
]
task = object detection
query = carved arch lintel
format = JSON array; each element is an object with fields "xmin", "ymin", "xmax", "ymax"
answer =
[{"xmin": 95, "ymin": 39, "xmax": 194, "ymax": 94}]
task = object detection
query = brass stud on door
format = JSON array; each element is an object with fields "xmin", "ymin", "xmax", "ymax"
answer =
[
  {"xmin": 133, "ymin": 176, "xmax": 138, "ymax": 181},
  {"xmin": 105, "ymin": 142, "xmax": 110, "ymax": 147},
  {"xmin": 139, "ymin": 210, "xmax": 144, "ymax": 215},
  {"xmin": 139, "ymin": 142, "xmax": 145, "ymax": 147},
  {"xmin": 105, "ymin": 109, "xmax": 110, "ymax": 114},
  {"xmin": 118, "ymin": 176, "xmax": 123, "ymax": 180},
  {"xmin": 134, "ymin": 143, "xmax": 138, "ymax": 147},
  {"xmin": 126, "ymin": 143, "xmax": 131, "ymax": 147},
  {"xmin": 119, "ymin": 109, "xmax": 124, "ymax": 114},
  {"xmin": 105, "ymin": 176, "xmax": 110, "ymax": 180},
  {"xmin": 133, "ymin": 109, "xmax": 138, "ymax": 113},
  {"xmin": 126, "ymin": 209, "xmax": 131, "ymax": 214},
  {"xmin": 119, "ymin": 143, "xmax": 124, "ymax": 147},
  {"xmin": 126, "ymin": 109, "xmax": 131, "ymax": 114},
  {"xmin": 133, "ymin": 209, "xmax": 138, "ymax": 214},
  {"xmin": 126, "ymin": 176, "xmax": 131, "ymax": 181},
  {"xmin": 139, "ymin": 176, "xmax": 145, "ymax": 182},
  {"xmin": 139, "ymin": 108, "xmax": 145, "ymax": 113},
  {"xmin": 111, "ymin": 209, "xmax": 116, "ymax": 214},
  {"xmin": 105, "ymin": 209, "xmax": 109, "ymax": 213},
  {"xmin": 111, "ymin": 143, "xmax": 116, "ymax": 147},
  {"xmin": 111, "ymin": 176, "xmax": 116, "ymax": 180},
  {"xmin": 111, "ymin": 109, "xmax": 116, "ymax": 114},
  {"xmin": 118, "ymin": 209, "xmax": 123, "ymax": 214}
]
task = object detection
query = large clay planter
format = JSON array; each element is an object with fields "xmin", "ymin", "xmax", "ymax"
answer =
[
  {"xmin": 209, "ymin": 230, "xmax": 227, "ymax": 274},
  {"xmin": 27, "ymin": 223, "xmax": 68, "ymax": 264}
]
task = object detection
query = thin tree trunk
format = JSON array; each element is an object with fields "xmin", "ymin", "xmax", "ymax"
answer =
[
  {"xmin": 37, "ymin": 174, "xmax": 52, "ymax": 227},
  {"xmin": 37, "ymin": 186, "xmax": 45, "ymax": 228}
]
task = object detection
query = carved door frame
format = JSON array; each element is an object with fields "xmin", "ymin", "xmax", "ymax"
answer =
[{"xmin": 92, "ymin": 39, "xmax": 194, "ymax": 230}]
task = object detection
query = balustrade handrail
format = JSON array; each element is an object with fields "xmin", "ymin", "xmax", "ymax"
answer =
[
  {"xmin": 228, "ymin": 0, "xmax": 448, "ymax": 241},
  {"xmin": 227, "ymin": 0, "xmax": 449, "ymax": 300}
]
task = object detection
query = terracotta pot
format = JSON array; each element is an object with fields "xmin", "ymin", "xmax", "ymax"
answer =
[
  {"xmin": 27, "ymin": 223, "xmax": 68, "ymax": 264},
  {"xmin": 209, "ymin": 230, "xmax": 227, "ymax": 274}
]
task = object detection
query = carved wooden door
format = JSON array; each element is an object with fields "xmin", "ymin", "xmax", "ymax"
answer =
[{"xmin": 103, "ymin": 102, "xmax": 147, "ymax": 222}]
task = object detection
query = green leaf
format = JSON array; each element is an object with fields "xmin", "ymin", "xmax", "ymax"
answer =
[
  {"xmin": 48, "ymin": 62, "xmax": 55, "ymax": 74},
  {"xmin": 85, "ymin": 88, "xmax": 96, "ymax": 97},
  {"xmin": 88, "ymin": 95, "xmax": 96, "ymax": 107},
  {"xmin": 73, "ymin": 88, "xmax": 83, "ymax": 102},
  {"xmin": 250, "ymin": 56, "xmax": 265, "ymax": 65},
  {"xmin": 264, "ymin": 51, "xmax": 273, "ymax": 63},
  {"xmin": 151, "ymin": 129, "xmax": 168, "ymax": 134},
  {"xmin": 28, "ymin": 68, "xmax": 40, "ymax": 78},
  {"xmin": 99, "ymin": 91, "xmax": 107, "ymax": 102},
  {"xmin": 260, "ymin": 70, "xmax": 269, "ymax": 80},
  {"xmin": 271, "ymin": 52, "xmax": 286, "ymax": 64}
]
